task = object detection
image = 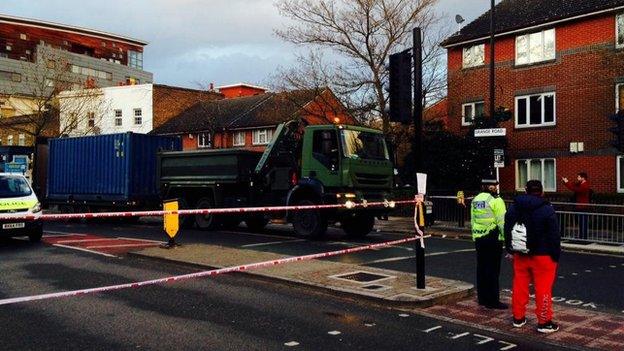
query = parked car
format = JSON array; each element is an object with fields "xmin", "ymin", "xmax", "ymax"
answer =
[{"xmin": 0, "ymin": 173, "xmax": 42, "ymax": 242}]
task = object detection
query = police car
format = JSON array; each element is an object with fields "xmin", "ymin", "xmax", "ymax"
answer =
[{"xmin": 0, "ymin": 173, "xmax": 42, "ymax": 242}]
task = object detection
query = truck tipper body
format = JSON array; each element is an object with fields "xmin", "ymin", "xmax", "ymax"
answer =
[{"xmin": 158, "ymin": 121, "xmax": 394, "ymax": 238}]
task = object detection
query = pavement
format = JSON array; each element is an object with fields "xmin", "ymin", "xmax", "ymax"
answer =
[
  {"xmin": 133, "ymin": 244, "xmax": 472, "ymax": 307},
  {"xmin": 376, "ymin": 217, "xmax": 624, "ymax": 255}
]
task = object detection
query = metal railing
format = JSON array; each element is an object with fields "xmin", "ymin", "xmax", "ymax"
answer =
[{"xmin": 429, "ymin": 196, "xmax": 624, "ymax": 244}]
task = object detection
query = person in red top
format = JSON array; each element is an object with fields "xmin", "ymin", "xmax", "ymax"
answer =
[{"xmin": 561, "ymin": 172, "xmax": 591, "ymax": 240}]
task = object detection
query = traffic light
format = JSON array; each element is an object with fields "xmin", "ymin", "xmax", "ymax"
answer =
[
  {"xmin": 608, "ymin": 112, "xmax": 624, "ymax": 151},
  {"xmin": 388, "ymin": 50, "xmax": 412, "ymax": 124}
]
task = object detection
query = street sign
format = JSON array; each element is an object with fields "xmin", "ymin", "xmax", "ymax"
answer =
[
  {"xmin": 4, "ymin": 162, "xmax": 26, "ymax": 174},
  {"xmin": 474, "ymin": 128, "xmax": 506, "ymax": 137},
  {"xmin": 163, "ymin": 200, "xmax": 179, "ymax": 239},
  {"xmin": 494, "ymin": 149, "xmax": 505, "ymax": 168}
]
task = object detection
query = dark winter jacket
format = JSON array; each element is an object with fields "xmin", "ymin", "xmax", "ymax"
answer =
[{"xmin": 504, "ymin": 194, "xmax": 561, "ymax": 262}]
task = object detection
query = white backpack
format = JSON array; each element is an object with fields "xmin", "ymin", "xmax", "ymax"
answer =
[{"xmin": 510, "ymin": 202, "xmax": 547, "ymax": 254}]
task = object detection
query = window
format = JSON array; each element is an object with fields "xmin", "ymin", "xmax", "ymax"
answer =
[
  {"xmin": 617, "ymin": 13, "xmax": 624, "ymax": 48},
  {"xmin": 67, "ymin": 113, "xmax": 78, "ymax": 131},
  {"xmin": 133, "ymin": 108, "xmax": 142, "ymax": 125},
  {"xmin": 313, "ymin": 130, "xmax": 340, "ymax": 171},
  {"xmin": 128, "ymin": 50, "xmax": 143, "ymax": 69},
  {"xmin": 252, "ymin": 129, "xmax": 273, "ymax": 145},
  {"xmin": 233, "ymin": 131, "xmax": 245, "ymax": 146},
  {"xmin": 114, "ymin": 109, "xmax": 122, "ymax": 126},
  {"xmin": 462, "ymin": 101, "xmax": 485, "ymax": 125},
  {"xmin": 515, "ymin": 92, "xmax": 555, "ymax": 127},
  {"xmin": 70, "ymin": 64, "xmax": 112, "ymax": 80},
  {"xmin": 6, "ymin": 45, "xmax": 11, "ymax": 51},
  {"xmin": 46, "ymin": 59, "xmax": 56, "ymax": 69},
  {"xmin": 19, "ymin": 33, "xmax": 27, "ymax": 40},
  {"xmin": 87, "ymin": 112, "xmax": 95, "ymax": 128},
  {"xmin": 7, "ymin": 135, "xmax": 13, "ymax": 146},
  {"xmin": 0, "ymin": 70, "xmax": 21, "ymax": 82},
  {"xmin": 617, "ymin": 83, "xmax": 624, "ymax": 112},
  {"xmin": 462, "ymin": 44, "xmax": 485, "ymax": 68},
  {"xmin": 516, "ymin": 159, "xmax": 556, "ymax": 191},
  {"xmin": 198, "ymin": 133, "xmax": 211, "ymax": 148},
  {"xmin": 18, "ymin": 134, "xmax": 25, "ymax": 146},
  {"xmin": 515, "ymin": 29, "xmax": 555, "ymax": 65},
  {"xmin": 618, "ymin": 156, "xmax": 624, "ymax": 192}
]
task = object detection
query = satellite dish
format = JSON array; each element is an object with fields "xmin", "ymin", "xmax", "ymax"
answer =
[{"xmin": 455, "ymin": 14, "xmax": 465, "ymax": 24}]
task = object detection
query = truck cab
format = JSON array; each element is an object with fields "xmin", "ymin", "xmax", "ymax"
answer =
[{"xmin": 286, "ymin": 124, "xmax": 393, "ymax": 238}]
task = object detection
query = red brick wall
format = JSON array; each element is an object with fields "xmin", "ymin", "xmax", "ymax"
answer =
[
  {"xmin": 446, "ymin": 13, "xmax": 624, "ymax": 193},
  {"xmin": 219, "ymin": 86, "xmax": 266, "ymax": 98}
]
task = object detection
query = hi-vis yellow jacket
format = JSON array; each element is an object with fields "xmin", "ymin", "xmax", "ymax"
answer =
[{"xmin": 471, "ymin": 192, "xmax": 506, "ymax": 241}]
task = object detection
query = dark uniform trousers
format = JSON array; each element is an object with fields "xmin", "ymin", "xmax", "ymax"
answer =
[{"xmin": 475, "ymin": 229, "xmax": 503, "ymax": 306}]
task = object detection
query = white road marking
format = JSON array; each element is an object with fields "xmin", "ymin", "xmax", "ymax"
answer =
[
  {"xmin": 57, "ymin": 238, "xmax": 117, "ymax": 244},
  {"xmin": 426, "ymin": 248, "xmax": 475, "ymax": 256},
  {"xmin": 52, "ymin": 244, "xmax": 116, "ymax": 257},
  {"xmin": 450, "ymin": 332, "xmax": 470, "ymax": 339},
  {"xmin": 572, "ymin": 272, "xmax": 578, "ymax": 276},
  {"xmin": 284, "ymin": 341, "xmax": 299, "ymax": 347},
  {"xmin": 86, "ymin": 243, "xmax": 160, "ymax": 249},
  {"xmin": 499, "ymin": 341, "xmax": 517, "ymax": 350},
  {"xmin": 584, "ymin": 269, "xmax": 592, "ymax": 273},
  {"xmin": 609, "ymin": 265, "xmax": 617, "ymax": 268},
  {"xmin": 423, "ymin": 326, "xmax": 442, "ymax": 333},
  {"xmin": 43, "ymin": 233, "xmax": 87, "ymax": 238},
  {"xmin": 363, "ymin": 248, "xmax": 475, "ymax": 265},
  {"xmin": 327, "ymin": 331, "xmax": 341, "ymax": 336},
  {"xmin": 364, "ymin": 323, "xmax": 376, "ymax": 327},
  {"xmin": 241, "ymin": 239, "xmax": 306, "ymax": 248},
  {"xmin": 398, "ymin": 313, "xmax": 410, "ymax": 318},
  {"xmin": 558, "ymin": 276, "xmax": 565, "ymax": 279},
  {"xmin": 473, "ymin": 334, "xmax": 494, "ymax": 345},
  {"xmin": 116, "ymin": 237, "xmax": 166, "ymax": 244}
]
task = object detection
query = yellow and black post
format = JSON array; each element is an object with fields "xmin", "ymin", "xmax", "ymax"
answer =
[{"xmin": 162, "ymin": 199, "xmax": 180, "ymax": 248}]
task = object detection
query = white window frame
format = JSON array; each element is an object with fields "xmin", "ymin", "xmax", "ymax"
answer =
[
  {"xmin": 515, "ymin": 92, "xmax": 556, "ymax": 128},
  {"xmin": 252, "ymin": 129, "xmax": 273, "ymax": 145},
  {"xmin": 233, "ymin": 131, "xmax": 245, "ymax": 146},
  {"xmin": 197, "ymin": 133, "xmax": 211, "ymax": 148},
  {"xmin": 114, "ymin": 109, "xmax": 123, "ymax": 127},
  {"xmin": 617, "ymin": 83, "xmax": 624, "ymax": 113},
  {"xmin": 87, "ymin": 112, "xmax": 95, "ymax": 128},
  {"xmin": 7, "ymin": 135, "xmax": 13, "ymax": 146},
  {"xmin": 133, "ymin": 108, "xmax": 142, "ymax": 125},
  {"xmin": 617, "ymin": 13, "xmax": 624, "ymax": 49},
  {"xmin": 461, "ymin": 101, "xmax": 485, "ymax": 126},
  {"xmin": 18, "ymin": 134, "xmax": 25, "ymax": 146},
  {"xmin": 462, "ymin": 44, "xmax": 485, "ymax": 69},
  {"xmin": 515, "ymin": 28, "xmax": 556, "ymax": 65},
  {"xmin": 618, "ymin": 156, "xmax": 624, "ymax": 193},
  {"xmin": 515, "ymin": 158, "xmax": 557, "ymax": 192}
]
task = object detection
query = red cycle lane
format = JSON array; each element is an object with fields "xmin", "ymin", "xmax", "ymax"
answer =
[{"xmin": 42, "ymin": 233, "xmax": 164, "ymax": 257}]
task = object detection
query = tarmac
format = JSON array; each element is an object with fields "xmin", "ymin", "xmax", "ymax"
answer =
[{"xmin": 131, "ymin": 217, "xmax": 624, "ymax": 351}]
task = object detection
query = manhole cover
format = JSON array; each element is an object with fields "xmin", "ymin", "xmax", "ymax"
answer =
[{"xmin": 332, "ymin": 271, "xmax": 392, "ymax": 283}]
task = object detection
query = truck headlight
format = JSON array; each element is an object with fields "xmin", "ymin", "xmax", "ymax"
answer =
[{"xmin": 344, "ymin": 200, "xmax": 356, "ymax": 209}]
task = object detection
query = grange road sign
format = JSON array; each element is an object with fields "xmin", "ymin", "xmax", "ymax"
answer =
[
  {"xmin": 494, "ymin": 149, "xmax": 505, "ymax": 168},
  {"xmin": 474, "ymin": 128, "xmax": 506, "ymax": 137}
]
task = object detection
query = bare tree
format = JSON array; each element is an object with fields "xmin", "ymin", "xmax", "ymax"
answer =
[
  {"xmin": 0, "ymin": 45, "xmax": 104, "ymax": 140},
  {"xmin": 274, "ymin": 0, "xmax": 448, "ymax": 134}
]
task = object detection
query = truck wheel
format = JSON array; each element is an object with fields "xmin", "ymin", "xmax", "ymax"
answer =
[
  {"xmin": 178, "ymin": 198, "xmax": 195, "ymax": 229},
  {"xmin": 292, "ymin": 200, "xmax": 327, "ymax": 239},
  {"xmin": 245, "ymin": 217, "xmax": 269, "ymax": 232},
  {"xmin": 29, "ymin": 226, "xmax": 43, "ymax": 243},
  {"xmin": 342, "ymin": 214, "xmax": 375, "ymax": 238},
  {"xmin": 195, "ymin": 197, "xmax": 217, "ymax": 230}
]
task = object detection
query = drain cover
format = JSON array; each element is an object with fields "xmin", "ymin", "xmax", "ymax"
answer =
[{"xmin": 333, "ymin": 271, "xmax": 390, "ymax": 283}]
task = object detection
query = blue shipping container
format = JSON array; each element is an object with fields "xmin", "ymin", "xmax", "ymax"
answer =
[{"xmin": 47, "ymin": 133, "xmax": 181, "ymax": 205}]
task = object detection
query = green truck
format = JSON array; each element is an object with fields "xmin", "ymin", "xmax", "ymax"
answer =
[{"xmin": 158, "ymin": 121, "xmax": 394, "ymax": 238}]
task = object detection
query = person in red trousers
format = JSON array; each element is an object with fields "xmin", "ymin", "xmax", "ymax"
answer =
[{"xmin": 504, "ymin": 180, "xmax": 561, "ymax": 333}]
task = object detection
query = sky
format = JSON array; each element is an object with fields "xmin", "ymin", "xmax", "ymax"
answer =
[{"xmin": 0, "ymin": 0, "xmax": 489, "ymax": 89}]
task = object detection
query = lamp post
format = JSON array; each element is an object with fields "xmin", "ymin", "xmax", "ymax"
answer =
[{"xmin": 489, "ymin": 0, "xmax": 496, "ymax": 119}]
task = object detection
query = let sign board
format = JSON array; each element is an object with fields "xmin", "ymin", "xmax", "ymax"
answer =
[{"xmin": 494, "ymin": 149, "xmax": 505, "ymax": 168}]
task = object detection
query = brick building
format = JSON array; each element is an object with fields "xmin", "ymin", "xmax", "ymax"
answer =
[
  {"xmin": 151, "ymin": 85, "xmax": 357, "ymax": 151},
  {"xmin": 58, "ymin": 84, "xmax": 222, "ymax": 136},
  {"xmin": 441, "ymin": 0, "xmax": 624, "ymax": 194},
  {"xmin": 0, "ymin": 13, "xmax": 152, "ymax": 145}
]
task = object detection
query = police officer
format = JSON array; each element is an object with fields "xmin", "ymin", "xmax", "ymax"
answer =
[{"xmin": 471, "ymin": 179, "xmax": 507, "ymax": 309}]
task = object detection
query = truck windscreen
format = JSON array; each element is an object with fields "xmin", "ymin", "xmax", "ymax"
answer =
[
  {"xmin": 340, "ymin": 130, "xmax": 389, "ymax": 160},
  {"xmin": 0, "ymin": 175, "xmax": 32, "ymax": 198}
]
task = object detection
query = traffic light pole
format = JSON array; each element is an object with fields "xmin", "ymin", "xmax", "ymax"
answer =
[{"xmin": 413, "ymin": 27, "xmax": 425, "ymax": 290}]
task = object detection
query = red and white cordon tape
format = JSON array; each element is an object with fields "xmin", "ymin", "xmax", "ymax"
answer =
[
  {"xmin": 0, "ymin": 234, "xmax": 428, "ymax": 306},
  {"xmin": 0, "ymin": 199, "xmax": 417, "ymax": 222}
]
